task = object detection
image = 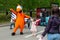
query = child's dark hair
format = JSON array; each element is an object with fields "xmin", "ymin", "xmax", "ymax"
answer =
[{"xmin": 33, "ymin": 18, "xmax": 36, "ymax": 21}]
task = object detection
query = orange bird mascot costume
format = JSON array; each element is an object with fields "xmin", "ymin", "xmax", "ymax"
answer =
[{"xmin": 10, "ymin": 5, "xmax": 30, "ymax": 36}]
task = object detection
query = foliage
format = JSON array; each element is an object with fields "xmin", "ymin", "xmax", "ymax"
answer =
[
  {"xmin": 0, "ymin": 0, "xmax": 60, "ymax": 23},
  {"xmin": 0, "ymin": 0, "xmax": 60, "ymax": 12},
  {"xmin": 0, "ymin": 13, "xmax": 10, "ymax": 23}
]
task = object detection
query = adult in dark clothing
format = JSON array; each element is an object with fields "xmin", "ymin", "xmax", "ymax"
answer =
[
  {"xmin": 27, "ymin": 18, "xmax": 31, "ymax": 29},
  {"xmin": 27, "ymin": 10, "xmax": 32, "ymax": 29},
  {"xmin": 41, "ymin": 9, "xmax": 60, "ymax": 40}
]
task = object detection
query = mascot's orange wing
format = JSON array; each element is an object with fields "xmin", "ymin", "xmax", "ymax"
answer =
[
  {"xmin": 10, "ymin": 9, "xmax": 17, "ymax": 15},
  {"xmin": 24, "ymin": 15, "xmax": 30, "ymax": 18}
]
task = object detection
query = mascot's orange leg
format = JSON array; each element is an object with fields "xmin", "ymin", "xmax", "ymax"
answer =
[
  {"xmin": 12, "ymin": 23, "xmax": 19, "ymax": 36},
  {"xmin": 13, "ymin": 24, "xmax": 19, "ymax": 33},
  {"xmin": 12, "ymin": 23, "xmax": 24, "ymax": 35},
  {"xmin": 19, "ymin": 23, "xmax": 24, "ymax": 34},
  {"xmin": 20, "ymin": 25, "xmax": 24, "ymax": 32}
]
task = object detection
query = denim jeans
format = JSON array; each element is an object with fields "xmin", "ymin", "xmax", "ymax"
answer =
[
  {"xmin": 27, "ymin": 19, "xmax": 31, "ymax": 29},
  {"xmin": 10, "ymin": 22, "xmax": 15, "ymax": 28},
  {"xmin": 47, "ymin": 34, "xmax": 60, "ymax": 40}
]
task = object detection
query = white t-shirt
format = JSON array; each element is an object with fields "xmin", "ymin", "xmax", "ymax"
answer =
[
  {"xmin": 11, "ymin": 12, "xmax": 16, "ymax": 19},
  {"xmin": 11, "ymin": 12, "xmax": 16, "ymax": 22},
  {"xmin": 24, "ymin": 18, "xmax": 28, "ymax": 22}
]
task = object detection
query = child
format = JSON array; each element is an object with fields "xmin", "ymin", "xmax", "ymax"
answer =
[
  {"xmin": 30, "ymin": 18, "xmax": 37, "ymax": 36},
  {"xmin": 10, "ymin": 12, "xmax": 16, "ymax": 29}
]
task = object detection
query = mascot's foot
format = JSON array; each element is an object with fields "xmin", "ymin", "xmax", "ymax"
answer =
[
  {"xmin": 20, "ymin": 32, "xmax": 23, "ymax": 35},
  {"xmin": 11, "ymin": 32, "xmax": 15, "ymax": 36}
]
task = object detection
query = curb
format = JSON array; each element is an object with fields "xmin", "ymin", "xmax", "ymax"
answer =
[{"xmin": 0, "ymin": 23, "xmax": 10, "ymax": 27}]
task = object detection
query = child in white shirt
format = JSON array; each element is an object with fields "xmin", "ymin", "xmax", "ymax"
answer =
[
  {"xmin": 10, "ymin": 12, "xmax": 16, "ymax": 29},
  {"xmin": 30, "ymin": 18, "xmax": 37, "ymax": 36}
]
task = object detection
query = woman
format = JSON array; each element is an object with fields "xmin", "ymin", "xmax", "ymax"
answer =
[{"xmin": 41, "ymin": 9, "xmax": 60, "ymax": 40}]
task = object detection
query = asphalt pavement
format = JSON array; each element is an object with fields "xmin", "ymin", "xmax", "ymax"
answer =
[{"xmin": 0, "ymin": 25, "xmax": 47, "ymax": 40}]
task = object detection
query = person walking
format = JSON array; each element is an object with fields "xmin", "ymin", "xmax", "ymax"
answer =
[{"xmin": 41, "ymin": 9, "xmax": 60, "ymax": 40}]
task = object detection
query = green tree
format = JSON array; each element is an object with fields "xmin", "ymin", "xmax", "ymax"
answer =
[{"xmin": 0, "ymin": 0, "xmax": 60, "ymax": 12}]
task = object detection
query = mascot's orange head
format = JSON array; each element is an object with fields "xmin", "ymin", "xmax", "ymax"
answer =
[{"xmin": 16, "ymin": 4, "xmax": 22, "ymax": 13}]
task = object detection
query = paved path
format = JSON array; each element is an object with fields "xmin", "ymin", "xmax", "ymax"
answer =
[{"xmin": 0, "ymin": 26, "xmax": 47, "ymax": 40}]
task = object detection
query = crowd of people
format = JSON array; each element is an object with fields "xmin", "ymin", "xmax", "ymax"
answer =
[
  {"xmin": 37, "ymin": 3, "xmax": 60, "ymax": 40},
  {"xmin": 9, "ymin": 3, "xmax": 60, "ymax": 40}
]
